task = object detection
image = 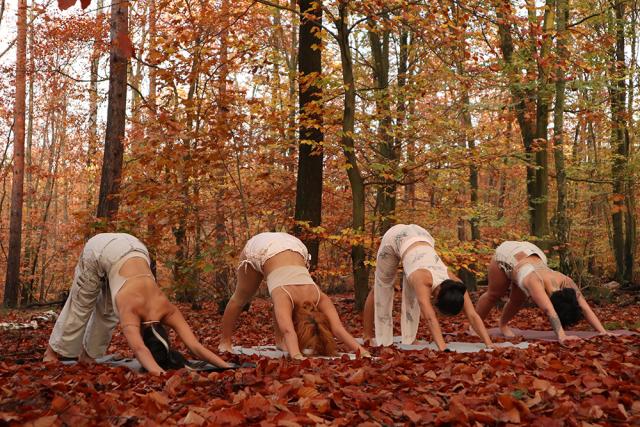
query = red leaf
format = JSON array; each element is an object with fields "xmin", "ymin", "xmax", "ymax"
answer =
[
  {"xmin": 57, "ymin": 0, "xmax": 76, "ymax": 10},
  {"xmin": 80, "ymin": 0, "xmax": 91, "ymax": 9}
]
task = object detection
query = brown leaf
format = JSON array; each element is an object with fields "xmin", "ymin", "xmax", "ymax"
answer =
[
  {"xmin": 403, "ymin": 409, "xmax": 421, "ymax": 423},
  {"xmin": 347, "ymin": 368, "xmax": 366, "ymax": 385},
  {"xmin": 147, "ymin": 391, "xmax": 170, "ymax": 407},
  {"xmin": 50, "ymin": 395, "xmax": 67, "ymax": 412},
  {"xmin": 180, "ymin": 410, "xmax": 205, "ymax": 426},
  {"xmin": 57, "ymin": 0, "xmax": 76, "ymax": 10},
  {"xmin": 211, "ymin": 407, "xmax": 245, "ymax": 426},
  {"xmin": 500, "ymin": 407, "xmax": 521, "ymax": 424},
  {"xmin": 532, "ymin": 378, "xmax": 551, "ymax": 392},
  {"xmin": 296, "ymin": 386, "xmax": 319, "ymax": 398},
  {"xmin": 165, "ymin": 375, "xmax": 183, "ymax": 396},
  {"xmin": 26, "ymin": 415, "xmax": 58, "ymax": 427},
  {"xmin": 525, "ymin": 391, "xmax": 542, "ymax": 408},
  {"xmin": 242, "ymin": 394, "xmax": 269, "ymax": 420}
]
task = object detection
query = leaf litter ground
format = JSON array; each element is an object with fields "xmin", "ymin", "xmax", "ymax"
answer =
[{"xmin": 1, "ymin": 294, "xmax": 639, "ymax": 426}]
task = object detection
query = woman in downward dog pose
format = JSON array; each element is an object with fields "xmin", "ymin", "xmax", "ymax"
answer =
[
  {"xmin": 218, "ymin": 232, "xmax": 370, "ymax": 359},
  {"xmin": 44, "ymin": 233, "xmax": 231, "ymax": 374},
  {"xmin": 474, "ymin": 241, "xmax": 613, "ymax": 344},
  {"xmin": 363, "ymin": 224, "xmax": 495, "ymax": 351}
]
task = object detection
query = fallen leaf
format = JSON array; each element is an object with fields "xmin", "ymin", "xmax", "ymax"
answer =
[{"xmin": 180, "ymin": 410, "xmax": 205, "ymax": 425}]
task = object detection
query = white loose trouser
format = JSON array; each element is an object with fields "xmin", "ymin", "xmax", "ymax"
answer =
[
  {"xmin": 48, "ymin": 233, "xmax": 149, "ymax": 358},
  {"xmin": 374, "ymin": 224, "xmax": 449, "ymax": 346}
]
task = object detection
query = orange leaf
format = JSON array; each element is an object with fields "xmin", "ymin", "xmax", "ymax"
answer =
[{"xmin": 50, "ymin": 395, "xmax": 67, "ymax": 412}]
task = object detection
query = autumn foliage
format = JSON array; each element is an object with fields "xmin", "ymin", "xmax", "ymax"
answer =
[{"xmin": 1, "ymin": 298, "xmax": 640, "ymax": 425}]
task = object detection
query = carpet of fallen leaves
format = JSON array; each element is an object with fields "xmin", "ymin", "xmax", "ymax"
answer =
[{"xmin": 1, "ymin": 293, "xmax": 639, "ymax": 426}]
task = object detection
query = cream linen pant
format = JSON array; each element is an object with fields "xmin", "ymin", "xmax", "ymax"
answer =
[
  {"xmin": 48, "ymin": 233, "xmax": 149, "ymax": 358},
  {"xmin": 374, "ymin": 224, "xmax": 449, "ymax": 346}
]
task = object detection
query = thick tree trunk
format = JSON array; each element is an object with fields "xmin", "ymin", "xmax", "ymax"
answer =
[
  {"xmin": 3, "ymin": 0, "xmax": 27, "ymax": 308},
  {"xmin": 294, "ymin": 0, "xmax": 323, "ymax": 270},
  {"xmin": 96, "ymin": 0, "xmax": 129, "ymax": 221},
  {"xmin": 336, "ymin": 4, "xmax": 368, "ymax": 310},
  {"xmin": 553, "ymin": 0, "xmax": 570, "ymax": 273}
]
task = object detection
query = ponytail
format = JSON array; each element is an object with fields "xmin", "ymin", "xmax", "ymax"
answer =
[{"xmin": 292, "ymin": 302, "xmax": 337, "ymax": 356}]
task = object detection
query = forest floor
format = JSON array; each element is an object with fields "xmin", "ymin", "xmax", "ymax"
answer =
[{"xmin": 1, "ymin": 292, "xmax": 639, "ymax": 426}]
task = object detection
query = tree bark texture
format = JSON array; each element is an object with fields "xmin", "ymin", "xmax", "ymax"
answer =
[
  {"xmin": 294, "ymin": 0, "xmax": 324, "ymax": 270},
  {"xmin": 336, "ymin": 4, "xmax": 368, "ymax": 311},
  {"xmin": 3, "ymin": 0, "xmax": 27, "ymax": 308},
  {"xmin": 96, "ymin": 0, "xmax": 129, "ymax": 221}
]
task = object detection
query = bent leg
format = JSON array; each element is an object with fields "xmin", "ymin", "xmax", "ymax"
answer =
[
  {"xmin": 498, "ymin": 285, "xmax": 527, "ymax": 337},
  {"xmin": 47, "ymin": 257, "xmax": 104, "ymax": 359},
  {"xmin": 219, "ymin": 261, "xmax": 262, "ymax": 351},
  {"xmin": 82, "ymin": 289, "xmax": 119, "ymax": 359},
  {"xmin": 474, "ymin": 258, "xmax": 510, "ymax": 321},
  {"xmin": 362, "ymin": 289, "xmax": 375, "ymax": 342}
]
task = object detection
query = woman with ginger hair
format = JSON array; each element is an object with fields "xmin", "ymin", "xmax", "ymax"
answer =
[{"xmin": 218, "ymin": 232, "xmax": 369, "ymax": 359}]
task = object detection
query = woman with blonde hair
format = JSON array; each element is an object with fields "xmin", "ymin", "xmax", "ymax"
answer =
[{"xmin": 218, "ymin": 232, "xmax": 369, "ymax": 359}]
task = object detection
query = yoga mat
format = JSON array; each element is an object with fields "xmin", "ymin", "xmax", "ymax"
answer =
[
  {"xmin": 231, "ymin": 345, "xmax": 357, "ymax": 360},
  {"xmin": 356, "ymin": 337, "xmax": 529, "ymax": 353},
  {"xmin": 486, "ymin": 327, "xmax": 637, "ymax": 341},
  {"xmin": 61, "ymin": 354, "xmax": 254, "ymax": 372}
]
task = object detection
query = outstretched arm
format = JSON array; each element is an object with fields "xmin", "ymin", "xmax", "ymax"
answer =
[
  {"xmin": 272, "ymin": 297, "xmax": 303, "ymax": 358},
  {"xmin": 462, "ymin": 293, "xmax": 494, "ymax": 348},
  {"xmin": 319, "ymin": 295, "xmax": 370, "ymax": 356},
  {"xmin": 574, "ymin": 288, "xmax": 607, "ymax": 334},
  {"xmin": 164, "ymin": 308, "xmax": 231, "ymax": 368},
  {"xmin": 410, "ymin": 280, "xmax": 446, "ymax": 351},
  {"xmin": 119, "ymin": 311, "xmax": 165, "ymax": 374},
  {"xmin": 121, "ymin": 324, "xmax": 165, "ymax": 375},
  {"xmin": 527, "ymin": 282, "xmax": 580, "ymax": 345}
]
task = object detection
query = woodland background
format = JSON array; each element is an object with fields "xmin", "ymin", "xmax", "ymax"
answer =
[{"xmin": 1, "ymin": 0, "xmax": 639, "ymax": 309}]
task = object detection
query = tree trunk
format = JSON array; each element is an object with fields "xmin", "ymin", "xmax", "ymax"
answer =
[
  {"xmin": 495, "ymin": 1, "xmax": 551, "ymax": 238},
  {"xmin": 609, "ymin": 0, "xmax": 635, "ymax": 284},
  {"xmin": 553, "ymin": 0, "xmax": 570, "ymax": 273},
  {"xmin": 87, "ymin": 0, "xmax": 104, "ymax": 211},
  {"xmin": 336, "ymin": 4, "xmax": 368, "ymax": 310},
  {"xmin": 96, "ymin": 0, "xmax": 129, "ymax": 221},
  {"xmin": 3, "ymin": 0, "xmax": 27, "ymax": 308},
  {"xmin": 294, "ymin": 0, "xmax": 324, "ymax": 270},
  {"xmin": 368, "ymin": 15, "xmax": 396, "ymax": 235}
]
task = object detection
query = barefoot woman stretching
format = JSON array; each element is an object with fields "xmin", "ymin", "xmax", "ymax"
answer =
[
  {"xmin": 44, "ymin": 233, "xmax": 230, "ymax": 374},
  {"xmin": 474, "ymin": 241, "xmax": 612, "ymax": 345},
  {"xmin": 218, "ymin": 232, "xmax": 369, "ymax": 359}
]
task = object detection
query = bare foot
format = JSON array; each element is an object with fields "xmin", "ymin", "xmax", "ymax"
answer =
[
  {"xmin": 218, "ymin": 341, "xmax": 233, "ymax": 353},
  {"xmin": 499, "ymin": 325, "xmax": 516, "ymax": 338},
  {"xmin": 78, "ymin": 349, "xmax": 95, "ymax": 365},
  {"xmin": 43, "ymin": 345, "xmax": 60, "ymax": 363}
]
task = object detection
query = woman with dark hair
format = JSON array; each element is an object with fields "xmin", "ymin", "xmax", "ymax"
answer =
[
  {"xmin": 218, "ymin": 232, "xmax": 369, "ymax": 359},
  {"xmin": 362, "ymin": 224, "xmax": 495, "ymax": 351},
  {"xmin": 474, "ymin": 241, "xmax": 613, "ymax": 344},
  {"xmin": 43, "ymin": 233, "xmax": 230, "ymax": 374}
]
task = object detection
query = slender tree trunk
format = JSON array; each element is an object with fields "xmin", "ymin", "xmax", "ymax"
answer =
[
  {"xmin": 369, "ymin": 17, "xmax": 397, "ymax": 236},
  {"xmin": 553, "ymin": 0, "xmax": 570, "ymax": 273},
  {"xmin": 609, "ymin": 0, "xmax": 635, "ymax": 284},
  {"xmin": 3, "ymin": 0, "xmax": 27, "ymax": 308},
  {"xmin": 87, "ymin": 0, "xmax": 104, "ymax": 211},
  {"xmin": 495, "ymin": 1, "xmax": 551, "ymax": 238},
  {"xmin": 294, "ymin": 0, "xmax": 323, "ymax": 270},
  {"xmin": 336, "ymin": 4, "xmax": 368, "ymax": 310},
  {"xmin": 23, "ymin": 0, "xmax": 35, "ymax": 301},
  {"xmin": 96, "ymin": 0, "xmax": 129, "ymax": 221}
]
